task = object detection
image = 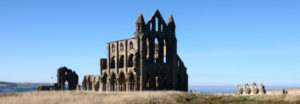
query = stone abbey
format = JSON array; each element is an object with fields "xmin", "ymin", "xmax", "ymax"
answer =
[{"xmin": 82, "ymin": 10, "xmax": 188, "ymax": 92}]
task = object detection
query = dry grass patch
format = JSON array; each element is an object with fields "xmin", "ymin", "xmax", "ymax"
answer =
[
  {"xmin": 0, "ymin": 91, "xmax": 184, "ymax": 104},
  {"xmin": 0, "ymin": 91, "xmax": 300, "ymax": 104}
]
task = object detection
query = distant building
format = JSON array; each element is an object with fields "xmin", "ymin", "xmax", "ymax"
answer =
[
  {"xmin": 37, "ymin": 67, "xmax": 79, "ymax": 91},
  {"xmin": 83, "ymin": 10, "xmax": 188, "ymax": 91},
  {"xmin": 237, "ymin": 83, "xmax": 266, "ymax": 95}
]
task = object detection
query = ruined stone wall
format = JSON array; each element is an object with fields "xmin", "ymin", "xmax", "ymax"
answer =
[
  {"xmin": 37, "ymin": 66, "xmax": 79, "ymax": 91},
  {"xmin": 237, "ymin": 83, "xmax": 266, "ymax": 95},
  {"xmin": 82, "ymin": 75, "xmax": 100, "ymax": 91}
]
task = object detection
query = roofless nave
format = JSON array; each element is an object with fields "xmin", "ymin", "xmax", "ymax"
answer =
[{"xmin": 82, "ymin": 10, "xmax": 188, "ymax": 92}]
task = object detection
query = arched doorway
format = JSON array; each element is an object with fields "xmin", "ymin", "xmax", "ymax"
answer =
[
  {"xmin": 102, "ymin": 73, "xmax": 107, "ymax": 91},
  {"xmin": 57, "ymin": 67, "xmax": 78, "ymax": 90},
  {"xmin": 128, "ymin": 73, "xmax": 135, "ymax": 91},
  {"xmin": 119, "ymin": 72, "xmax": 126, "ymax": 91},
  {"xmin": 110, "ymin": 73, "xmax": 116, "ymax": 91},
  {"xmin": 64, "ymin": 80, "xmax": 69, "ymax": 90}
]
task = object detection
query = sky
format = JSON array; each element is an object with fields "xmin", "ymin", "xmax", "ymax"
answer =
[{"xmin": 0, "ymin": 0, "xmax": 299, "ymax": 87}]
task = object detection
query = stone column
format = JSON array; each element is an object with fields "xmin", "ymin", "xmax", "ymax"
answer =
[
  {"xmin": 106, "ymin": 77, "xmax": 110, "ymax": 92},
  {"xmin": 99, "ymin": 77, "xmax": 102, "ymax": 92},
  {"xmin": 116, "ymin": 76, "xmax": 119, "ymax": 91},
  {"xmin": 126, "ymin": 76, "xmax": 129, "ymax": 91}
]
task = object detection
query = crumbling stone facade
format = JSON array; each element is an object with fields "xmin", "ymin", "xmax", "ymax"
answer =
[
  {"xmin": 56, "ymin": 66, "xmax": 79, "ymax": 90},
  {"xmin": 82, "ymin": 75, "xmax": 100, "ymax": 91},
  {"xmin": 37, "ymin": 66, "xmax": 79, "ymax": 91},
  {"xmin": 82, "ymin": 10, "xmax": 188, "ymax": 92},
  {"xmin": 237, "ymin": 83, "xmax": 266, "ymax": 95}
]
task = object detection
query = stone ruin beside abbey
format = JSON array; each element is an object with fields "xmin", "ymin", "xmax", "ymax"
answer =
[
  {"xmin": 82, "ymin": 10, "xmax": 188, "ymax": 92},
  {"xmin": 37, "ymin": 66, "xmax": 79, "ymax": 91},
  {"xmin": 237, "ymin": 83, "xmax": 266, "ymax": 95}
]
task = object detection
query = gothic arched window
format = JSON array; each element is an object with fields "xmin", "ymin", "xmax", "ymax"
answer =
[
  {"xmin": 110, "ymin": 57, "xmax": 115, "ymax": 68},
  {"xmin": 128, "ymin": 54, "xmax": 134, "ymax": 67},
  {"xmin": 119, "ymin": 55, "xmax": 124, "ymax": 68},
  {"xmin": 129, "ymin": 42, "xmax": 133, "ymax": 50},
  {"xmin": 112, "ymin": 44, "xmax": 115, "ymax": 52},
  {"xmin": 120, "ymin": 43, "xmax": 124, "ymax": 51},
  {"xmin": 154, "ymin": 38, "xmax": 159, "ymax": 63}
]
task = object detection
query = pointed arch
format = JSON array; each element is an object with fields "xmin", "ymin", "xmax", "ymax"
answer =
[
  {"xmin": 155, "ymin": 17, "xmax": 158, "ymax": 32},
  {"xmin": 129, "ymin": 41, "xmax": 133, "ymax": 50},
  {"xmin": 101, "ymin": 73, "xmax": 108, "ymax": 91},
  {"xmin": 150, "ymin": 23, "xmax": 153, "ymax": 31},
  {"xmin": 163, "ymin": 39, "xmax": 167, "ymax": 63},
  {"xmin": 128, "ymin": 54, "xmax": 134, "ymax": 67},
  {"xmin": 120, "ymin": 43, "xmax": 124, "ymax": 51},
  {"xmin": 146, "ymin": 9, "xmax": 166, "ymax": 31},
  {"xmin": 112, "ymin": 44, "xmax": 115, "ymax": 52},
  {"xmin": 110, "ymin": 56, "xmax": 115, "ymax": 69},
  {"xmin": 128, "ymin": 72, "xmax": 135, "ymax": 91},
  {"xmin": 146, "ymin": 37, "xmax": 150, "ymax": 60},
  {"xmin": 154, "ymin": 37, "xmax": 159, "ymax": 63},
  {"xmin": 118, "ymin": 72, "xmax": 126, "ymax": 91},
  {"xmin": 119, "ymin": 55, "xmax": 124, "ymax": 68},
  {"xmin": 110, "ymin": 73, "xmax": 117, "ymax": 91}
]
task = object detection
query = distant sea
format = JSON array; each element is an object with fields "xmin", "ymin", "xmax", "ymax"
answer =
[
  {"xmin": 189, "ymin": 85, "xmax": 300, "ymax": 94},
  {"xmin": 0, "ymin": 81, "xmax": 298, "ymax": 94}
]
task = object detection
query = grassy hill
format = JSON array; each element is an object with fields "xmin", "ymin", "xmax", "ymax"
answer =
[
  {"xmin": 0, "ymin": 81, "xmax": 51, "ymax": 93},
  {"xmin": 0, "ymin": 91, "xmax": 299, "ymax": 104}
]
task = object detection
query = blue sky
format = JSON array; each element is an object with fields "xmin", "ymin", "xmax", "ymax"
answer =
[{"xmin": 0, "ymin": 0, "xmax": 299, "ymax": 87}]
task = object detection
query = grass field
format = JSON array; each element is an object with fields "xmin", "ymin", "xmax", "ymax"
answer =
[{"xmin": 0, "ymin": 91, "xmax": 300, "ymax": 104}]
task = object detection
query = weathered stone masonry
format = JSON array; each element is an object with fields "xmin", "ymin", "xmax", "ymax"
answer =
[
  {"xmin": 237, "ymin": 83, "xmax": 266, "ymax": 95},
  {"xmin": 82, "ymin": 10, "xmax": 188, "ymax": 92},
  {"xmin": 37, "ymin": 66, "xmax": 79, "ymax": 91}
]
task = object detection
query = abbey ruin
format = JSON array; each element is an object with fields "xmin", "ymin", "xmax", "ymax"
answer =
[
  {"xmin": 37, "ymin": 66, "xmax": 79, "ymax": 91},
  {"xmin": 237, "ymin": 83, "xmax": 266, "ymax": 95},
  {"xmin": 82, "ymin": 10, "xmax": 188, "ymax": 92}
]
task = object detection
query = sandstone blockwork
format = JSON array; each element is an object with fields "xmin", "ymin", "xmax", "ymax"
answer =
[
  {"xmin": 56, "ymin": 66, "xmax": 79, "ymax": 90},
  {"xmin": 82, "ymin": 10, "xmax": 188, "ymax": 92},
  {"xmin": 237, "ymin": 83, "xmax": 266, "ymax": 95},
  {"xmin": 37, "ymin": 66, "xmax": 79, "ymax": 91},
  {"xmin": 82, "ymin": 75, "xmax": 100, "ymax": 91}
]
